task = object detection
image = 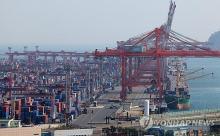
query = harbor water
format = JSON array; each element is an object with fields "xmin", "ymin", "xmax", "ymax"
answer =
[{"xmin": 186, "ymin": 58, "xmax": 220, "ymax": 110}]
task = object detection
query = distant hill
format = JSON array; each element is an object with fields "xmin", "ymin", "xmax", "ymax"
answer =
[{"xmin": 208, "ymin": 31, "xmax": 220, "ymax": 50}]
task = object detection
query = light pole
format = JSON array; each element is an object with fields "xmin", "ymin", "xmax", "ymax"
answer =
[{"xmin": 90, "ymin": 109, "xmax": 93, "ymax": 128}]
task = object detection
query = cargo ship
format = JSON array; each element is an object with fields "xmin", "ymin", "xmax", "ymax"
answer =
[{"xmin": 164, "ymin": 58, "xmax": 190, "ymax": 110}]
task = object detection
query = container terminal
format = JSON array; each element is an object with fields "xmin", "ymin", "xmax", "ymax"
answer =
[{"xmin": 1, "ymin": 1, "xmax": 220, "ymax": 136}]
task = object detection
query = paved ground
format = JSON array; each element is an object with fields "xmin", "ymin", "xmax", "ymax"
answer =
[
  {"xmin": 71, "ymin": 105, "xmax": 118, "ymax": 128},
  {"xmin": 71, "ymin": 86, "xmax": 151, "ymax": 128},
  {"xmin": 99, "ymin": 86, "xmax": 156, "ymax": 105}
]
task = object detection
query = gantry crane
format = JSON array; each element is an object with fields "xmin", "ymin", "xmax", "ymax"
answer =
[{"xmin": 94, "ymin": 1, "xmax": 220, "ymax": 102}]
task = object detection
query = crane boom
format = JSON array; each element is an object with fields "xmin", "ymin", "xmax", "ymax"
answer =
[
  {"xmin": 186, "ymin": 68, "xmax": 204, "ymax": 76},
  {"xmin": 186, "ymin": 72, "xmax": 214, "ymax": 81}
]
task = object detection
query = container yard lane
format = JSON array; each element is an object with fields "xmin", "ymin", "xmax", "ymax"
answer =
[
  {"xmin": 71, "ymin": 87, "xmax": 120, "ymax": 127},
  {"xmin": 71, "ymin": 105, "xmax": 118, "ymax": 128},
  {"xmin": 71, "ymin": 86, "xmax": 151, "ymax": 128}
]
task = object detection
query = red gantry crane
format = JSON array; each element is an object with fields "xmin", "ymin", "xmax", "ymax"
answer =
[{"xmin": 94, "ymin": 1, "xmax": 220, "ymax": 101}]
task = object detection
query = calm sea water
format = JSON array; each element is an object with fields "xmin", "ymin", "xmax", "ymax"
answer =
[{"xmin": 186, "ymin": 58, "xmax": 220, "ymax": 110}]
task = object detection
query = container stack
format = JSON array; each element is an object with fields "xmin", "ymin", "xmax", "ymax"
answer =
[
  {"xmin": 21, "ymin": 106, "xmax": 31, "ymax": 124},
  {"xmin": 2, "ymin": 101, "xmax": 10, "ymax": 119},
  {"xmin": 14, "ymin": 99, "xmax": 21, "ymax": 120}
]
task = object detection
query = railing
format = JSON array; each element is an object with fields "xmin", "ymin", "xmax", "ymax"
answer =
[{"xmin": 151, "ymin": 108, "xmax": 220, "ymax": 119}]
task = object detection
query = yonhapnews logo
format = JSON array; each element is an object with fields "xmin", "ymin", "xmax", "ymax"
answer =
[{"xmin": 152, "ymin": 119, "xmax": 215, "ymax": 126}]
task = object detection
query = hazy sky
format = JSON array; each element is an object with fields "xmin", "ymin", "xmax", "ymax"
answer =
[{"xmin": 0, "ymin": 0, "xmax": 220, "ymax": 51}]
